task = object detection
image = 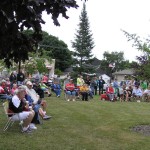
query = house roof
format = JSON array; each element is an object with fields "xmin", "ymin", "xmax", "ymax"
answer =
[{"xmin": 112, "ymin": 69, "xmax": 135, "ymax": 75}]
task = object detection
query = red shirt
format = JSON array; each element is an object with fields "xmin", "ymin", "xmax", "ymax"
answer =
[
  {"xmin": 65, "ymin": 83, "xmax": 75, "ymax": 91},
  {"xmin": 106, "ymin": 87, "xmax": 114, "ymax": 94}
]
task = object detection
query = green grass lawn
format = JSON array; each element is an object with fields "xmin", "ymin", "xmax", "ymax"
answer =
[{"xmin": 0, "ymin": 94, "xmax": 150, "ymax": 150}]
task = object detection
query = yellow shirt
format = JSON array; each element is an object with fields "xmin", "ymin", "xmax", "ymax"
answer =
[
  {"xmin": 80, "ymin": 86, "xmax": 89, "ymax": 92},
  {"xmin": 77, "ymin": 78, "xmax": 84, "ymax": 86}
]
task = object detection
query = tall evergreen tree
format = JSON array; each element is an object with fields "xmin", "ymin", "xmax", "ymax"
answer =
[{"xmin": 72, "ymin": 3, "xmax": 95, "ymax": 74}]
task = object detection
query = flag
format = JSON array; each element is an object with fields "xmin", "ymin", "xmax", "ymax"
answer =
[{"xmin": 109, "ymin": 63, "xmax": 115, "ymax": 68}]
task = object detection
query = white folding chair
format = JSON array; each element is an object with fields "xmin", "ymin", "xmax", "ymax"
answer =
[{"xmin": 3, "ymin": 101, "xmax": 23, "ymax": 132}]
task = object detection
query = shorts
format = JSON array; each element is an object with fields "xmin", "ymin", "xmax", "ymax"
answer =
[{"xmin": 11, "ymin": 111, "xmax": 30, "ymax": 121}]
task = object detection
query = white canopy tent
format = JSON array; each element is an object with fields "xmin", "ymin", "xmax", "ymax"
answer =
[{"xmin": 100, "ymin": 74, "xmax": 110, "ymax": 83}]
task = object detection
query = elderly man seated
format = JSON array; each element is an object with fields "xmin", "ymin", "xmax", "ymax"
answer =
[
  {"xmin": 26, "ymin": 81, "xmax": 51, "ymax": 120},
  {"xmin": 8, "ymin": 86, "xmax": 36, "ymax": 133}
]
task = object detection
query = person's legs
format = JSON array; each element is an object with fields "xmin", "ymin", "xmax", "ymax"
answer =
[
  {"xmin": 99, "ymin": 87, "xmax": 102, "ymax": 95},
  {"xmin": 53, "ymin": 89, "xmax": 58, "ymax": 96},
  {"xmin": 71, "ymin": 91, "xmax": 76, "ymax": 101},
  {"xmin": 125, "ymin": 92, "xmax": 129, "ymax": 101},
  {"xmin": 57, "ymin": 89, "xmax": 61, "ymax": 96},
  {"xmin": 85, "ymin": 92, "xmax": 88, "ymax": 101},
  {"xmin": 23, "ymin": 111, "xmax": 35, "ymax": 128},
  {"xmin": 89, "ymin": 91, "xmax": 93, "ymax": 98},
  {"xmin": 107, "ymin": 94, "xmax": 113, "ymax": 101},
  {"xmin": 101, "ymin": 87, "xmax": 104, "ymax": 94},
  {"xmin": 94, "ymin": 86, "xmax": 97, "ymax": 95},
  {"xmin": 54, "ymin": 89, "xmax": 61, "ymax": 97},
  {"xmin": 66, "ymin": 91, "xmax": 71, "ymax": 101},
  {"xmin": 41, "ymin": 100, "xmax": 47, "ymax": 111},
  {"xmin": 31, "ymin": 110, "xmax": 39, "ymax": 125},
  {"xmin": 81, "ymin": 92, "xmax": 84, "ymax": 101}
]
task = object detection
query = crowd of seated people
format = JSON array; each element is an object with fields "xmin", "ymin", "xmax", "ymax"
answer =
[
  {"xmin": 100, "ymin": 78, "xmax": 150, "ymax": 102},
  {"xmin": 0, "ymin": 71, "xmax": 55, "ymax": 133}
]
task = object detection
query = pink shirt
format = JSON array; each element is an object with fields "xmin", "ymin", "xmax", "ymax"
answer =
[
  {"xmin": 11, "ymin": 87, "xmax": 18, "ymax": 95},
  {"xmin": 42, "ymin": 75, "xmax": 48, "ymax": 83}
]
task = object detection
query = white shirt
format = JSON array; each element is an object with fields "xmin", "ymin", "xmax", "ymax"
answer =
[
  {"xmin": 12, "ymin": 95, "xmax": 21, "ymax": 108},
  {"xmin": 143, "ymin": 89, "xmax": 150, "ymax": 96},
  {"xmin": 26, "ymin": 88, "xmax": 39, "ymax": 104}
]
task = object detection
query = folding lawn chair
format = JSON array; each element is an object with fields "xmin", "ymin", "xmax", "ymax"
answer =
[{"xmin": 2, "ymin": 101, "xmax": 23, "ymax": 132}]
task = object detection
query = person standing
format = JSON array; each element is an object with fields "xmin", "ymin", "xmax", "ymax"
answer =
[
  {"xmin": 77, "ymin": 75, "xmax": 84, "ymax": 88},
  {"xmin": 76, "ymin": 75, "xmax": 85, "ymax": 97},
  {"xmin": 9, "ymin": 71, "xmax": 17, "ymax": 89},
  {"xmin": 85, "ymin": 75, "xmax": 91, "ymax": 86},
  {"xmin": 113, "ymin": 78, "xmax": 119, "ymax": 97},
  {"xmin": 93, "ymin": 76, "xmax": 98, "ymax": 95},
  {"xmin": 98, "ymin": 76, "xmax": 105, "ymax": 95},
  {"xmin": 17, "ymin": 69, "xmax": 25, "ymax": 86}
]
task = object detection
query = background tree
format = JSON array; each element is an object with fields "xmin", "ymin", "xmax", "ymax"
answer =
[
  {"xmin": 0, "ymin": 0, "xmax": 80, "ymax": 68},
  {"xmin": 71, "ymin": 3, "xmax": 95, "ymax": 74},
  {"xmin": 39, "ymin": 31, "xmax": 73, "ymax": 71},
  {"xmin": 24, "ymin": 30, "xmax": 73, "ymax": 71},
  {"xmin": 122, "ymin": 30, "xmax": 150, "ymax": 81},
  {"xmin": 100, "ymin": 51, "xmax": 131, "ymax": 76}
]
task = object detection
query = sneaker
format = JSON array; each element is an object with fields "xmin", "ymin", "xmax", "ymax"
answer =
[
  {"xmin": 57, "ymin": 95, "xmax": 60, "ymax": 97},
  {"xmin": 29, "ymin": 123, "xmax": 37, "ymax": 130},
  {"xmin": 22, "ymin": 126, "xmax": 32, "ymax": 133},
  {"xmin": 72, "ymin": 99, "xmax": 75, "ymax": 101},
  {"xmin": 67, "ymin": 99, "xmax": 70, "ymax": 101},
  {"xmin": 43, "ymin": 115, "xmax": 52, "ymax": 120},
  {"xmin": 22, "ymin": 129, "xmax": 33, "ymax": 133}
]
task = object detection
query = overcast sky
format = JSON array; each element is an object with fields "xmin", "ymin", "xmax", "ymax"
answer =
[{"xmin": 41, "ymin": 0, "xmax": 150, "ymax": 62}]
